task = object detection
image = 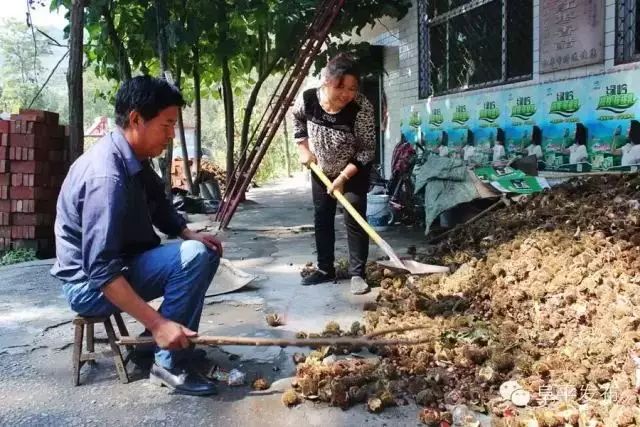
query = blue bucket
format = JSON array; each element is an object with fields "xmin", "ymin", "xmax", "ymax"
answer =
[{"xmin": 366, "ymin": 194, "xmax": 391, "ymax": 231}]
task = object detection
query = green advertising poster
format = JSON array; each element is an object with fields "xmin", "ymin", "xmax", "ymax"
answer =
[
  {"xmin": 401, "ymin": 105, "xmax": 421, "ymax": 144},
  {"xmin": 540, "ymin": 80, "xmax": 589, "ymax": 171},
  {"xmin": 584, "ymin": 74, "xmax": 639, "ymax": 170},
  {"xmin": 447, "ymin": 99, "xmax": 475, "ymax": 159},
  {"xmin": 490, "ymin": 176, "xmax": 550, "ymax": 194},
  {"xmin": 399, "ymin": 67, "xmax": 640, "ymax": 174},
  {"xmin": 422, "ymin": 99, "xmax": 447, "ymax": 155},
  {"xmin": 474, "ymin": 166, "xmax": 549, "ymax": 195},
  {"xmin": 474, "ymin": 165, "xmax": 525, "ymax": 182},
  {"xmin": 504, "ymin": 87, "xmax": 539, "ymax": 159},
  {"xmin": 474, "ymin": 92, "xmax": 505, "ymax": 164}
]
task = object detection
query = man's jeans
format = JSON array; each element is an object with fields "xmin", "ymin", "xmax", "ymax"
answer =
[{"xmin": 62, "ymin": 240, "xmax": 220, "ymax": 369}]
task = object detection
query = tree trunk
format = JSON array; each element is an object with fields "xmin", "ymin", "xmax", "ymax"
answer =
[
  {"xmin": 282, "ymin": 116, "xmax": 291, "ymax": 177},
  {"xmin": 67, "ymin": 0, "xmax": 85, "ymax": 161},
  {"xmin": 193, "ymin": 45, "xmax": 202, "ymax": 190},
  {"xmin": 238, "ymin": 60, "xmax": 278, "ymax": 171},
  {"xmin": 222, "ymin": 56, "xmax": 234, "ymax": 185},
  {"xmin": 155, "ymin": 0, "xmax": 172, "ymax": 196},
  {"xmin": 174, "ymin": 68, "xmax": 193, "ymax": 194},
  {"xmin": 177, "ymin": 108, "xmax": 194, "ymax": 194}
]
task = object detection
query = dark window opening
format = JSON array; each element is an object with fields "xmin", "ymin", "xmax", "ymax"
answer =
[
  {"xmin": 615, "ymin": 0, "xmax": 640, "ymax": 64},
  {"xmin": 506, "ymin": 0, "xmax": 533, "ymax": 79},
  {"xmin": 418, "ymin": 0, "xmax": 533, "ymax": 98}
]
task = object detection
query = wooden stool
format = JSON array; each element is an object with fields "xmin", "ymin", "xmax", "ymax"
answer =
[{"xmin": 71, "ymin": 313, "xmax": 133, "ymax": 386}]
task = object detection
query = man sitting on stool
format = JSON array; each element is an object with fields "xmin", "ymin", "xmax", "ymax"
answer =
[{"xmin": 51, "ymin": 76, "xmax": 222, "ymax": 396}]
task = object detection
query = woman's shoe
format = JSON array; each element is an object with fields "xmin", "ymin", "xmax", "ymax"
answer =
[
  {"xmin": 301, "ymin": 269, "xmax": 336, "ymax": 286},
  {"xmin": 350, "ymin": 276, "xmax": 370, "ymax": 295}
]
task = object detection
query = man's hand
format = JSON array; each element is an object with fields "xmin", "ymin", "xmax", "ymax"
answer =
[
  {"xmin": 150, "ymin": 318, "xmax": 197, "ymax": 350},
  {"xmin": 180, "ymin": 228, "xmax": 223, "ymax": 256},
  {"xmin": 327, "ymin": 175, "xmax": 347, "ymax": 197}
]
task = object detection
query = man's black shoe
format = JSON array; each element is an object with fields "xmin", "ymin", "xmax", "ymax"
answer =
[
  {"xmin": 301, "ymin": 269, "xmax": 336, "ymax": 286},
  {"xmin": 132, "ymin": 345, "xmax": 208, "ymax": 361},
  {"xmin": 149, "ymin": 363, "xmax": 218, "ymax": 396}
]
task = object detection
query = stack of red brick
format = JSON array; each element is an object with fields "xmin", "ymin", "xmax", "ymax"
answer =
[{"xmin": 0, "ymin": 109, "xmax": 70, "ymax": 256}]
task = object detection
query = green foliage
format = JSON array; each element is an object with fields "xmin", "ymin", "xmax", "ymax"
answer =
[
  {"xmin": 0, "ymin": 248, "xmax": 38, "ymax": 266},
  {"xmin": 47, "ymin": 0, "xmax": 411, "ymax": 186},
  {"xmin": 0, "ymin": 19, "xmax": 56, "ymax": 112}
]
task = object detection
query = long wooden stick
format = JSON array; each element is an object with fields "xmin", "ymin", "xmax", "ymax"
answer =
[
  {"xmin": 309, "ymin": 162, "xmax": 405, "ymax": 269},
  {"xmin": 119, "ymin": 334, "xmax": 430, "ymax": 348},
  {"xmin": 365, "ymin": 325, "xmax": 433, "ymax": 338}
]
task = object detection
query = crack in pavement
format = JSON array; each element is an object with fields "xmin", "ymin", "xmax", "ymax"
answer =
[{"xmin": 41, "ymin": 320, "xmax": 72, "ymax": 335}]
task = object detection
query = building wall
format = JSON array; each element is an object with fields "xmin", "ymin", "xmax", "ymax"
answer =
[{"xmin": 370, "ymin": 0, "xmax": 633, "ymax": 176}]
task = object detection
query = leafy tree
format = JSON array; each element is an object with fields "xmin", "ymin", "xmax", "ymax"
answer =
[
  {"xmin": 0, "ymin": 19, "xmax": 54, "ymax": 112},
  {"xmin": 49, "ymin": 0, "xmax": 411, "ymax": 192}
]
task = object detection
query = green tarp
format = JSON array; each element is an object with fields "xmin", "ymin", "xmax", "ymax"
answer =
[
  {"xmin": 414, "ymin": 159, "xmax": 550, "ymax": 235},
  {"xmin": 414, "ymin": 156, "xmax": 480, "ymax": 235}
]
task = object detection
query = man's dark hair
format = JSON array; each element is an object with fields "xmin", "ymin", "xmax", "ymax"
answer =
[
  {"xmin": 496, "ymin": 128, "xmax": 505, "ymax": 143},
  {"xmin": 115, "ymin": 75, "xmax": 185, "ymax": 128}
]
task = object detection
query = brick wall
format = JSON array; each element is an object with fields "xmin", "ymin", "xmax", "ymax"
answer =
[
  {"xmin": 0, "ymin": 110, "xmax": 70, "ymax": 257},
  {"xmin": 367, "ymin": 0, "xmax": 626, "ymax": 177}
]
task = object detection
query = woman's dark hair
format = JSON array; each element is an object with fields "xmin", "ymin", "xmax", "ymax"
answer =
[
  {"xmin": 496, "ymin": 128, "xmax": 505, "ymax": 143},
  {"xmin": 629, "ymin": 120, "xmax": 640, "ymax": 145},
  {"xmin": 115, "ymin": 75, "xmax": 185, "ymax": 128},
  {"xmin": 575, "ymin": 123, "xmax": 587, "ymax": 146},
  {"xmin": 441, "ymin": 131, "xmax": 448, "ymax": 146},
  {"xmin": 466, "ymin": 129, "xmax": 474, "ymax": 146},
  {"xmin": 323, "ymin": 53, "xmax": 361, "ymax": 85},
  {"xmin": 532, "ymin": 125, "xmax": 542, "ymax": 145}
]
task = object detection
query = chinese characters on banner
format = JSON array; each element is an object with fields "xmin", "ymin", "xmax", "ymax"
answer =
[{"xmin": 540, "ymin": 0, "xmax": 605, "ymax": 73}]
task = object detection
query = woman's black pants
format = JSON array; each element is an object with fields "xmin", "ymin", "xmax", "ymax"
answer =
[{"xmin": 310, "ymin": 167, "xmax": 369, "ymax": 278}]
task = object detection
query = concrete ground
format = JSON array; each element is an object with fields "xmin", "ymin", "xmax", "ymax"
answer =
[{"xmin": 0, "ymin": 173, "xmax": 427, "ymax": 427}]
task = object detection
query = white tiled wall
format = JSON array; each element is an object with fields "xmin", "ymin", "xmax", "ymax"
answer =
[{"xmin": 368, "ymin": 0, "xmax": 630, "ymax": 177}]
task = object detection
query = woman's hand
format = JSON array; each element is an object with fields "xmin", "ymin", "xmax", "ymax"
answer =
[
  {"xmin": 298, "ymin": 146, "xmax": 317, "ymax": 168},
  {"xmin": 327, "ymin": 175, "xmax": 347, "ymax": 197}
]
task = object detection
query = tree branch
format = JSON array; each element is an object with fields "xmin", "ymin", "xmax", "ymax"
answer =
[
  {"xmin": 36, "ymin": 28, "xmax": 66, "ymax": 47},
  {"xmin": 25, "ymin": 0, "xmax": 38, "ymax": 84},
  {"xmin": 237, "ymin": 56, "xmax": 281, "ymax": 170},
  {"xmin": 28, "ymin": 50, "xmax": 69, "ymax": 108}
]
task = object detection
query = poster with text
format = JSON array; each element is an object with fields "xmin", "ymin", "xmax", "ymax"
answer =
[
  {"xmin": 422, "ymin": 98, "xmax": 447, "ymax": 155},
  {"xmin": 583, "ymin": 73, "xmax": 638, "ymax": 170},
  {"xmin": 540, "ymin": 79, "xmax": 587, "ymax": 170},
  {"xmin": 474, "ymin": 91, "xmax": 505, "ymax": 164},
  {"xmin": 503, "ymin": 86, "xmax": 540, "ymax": 159},
  {"xmin": 446, "ymin": 97, "xmax": 476, "ymax": 159}
]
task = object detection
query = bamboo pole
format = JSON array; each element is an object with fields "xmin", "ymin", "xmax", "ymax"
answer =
[
  {"xmin": 119, "ymin": 325, "xmax": 433, "ymax": 348},
  {"xmin": 119, "ymin": 334, "xmax": 431, "ymax": 347}
]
